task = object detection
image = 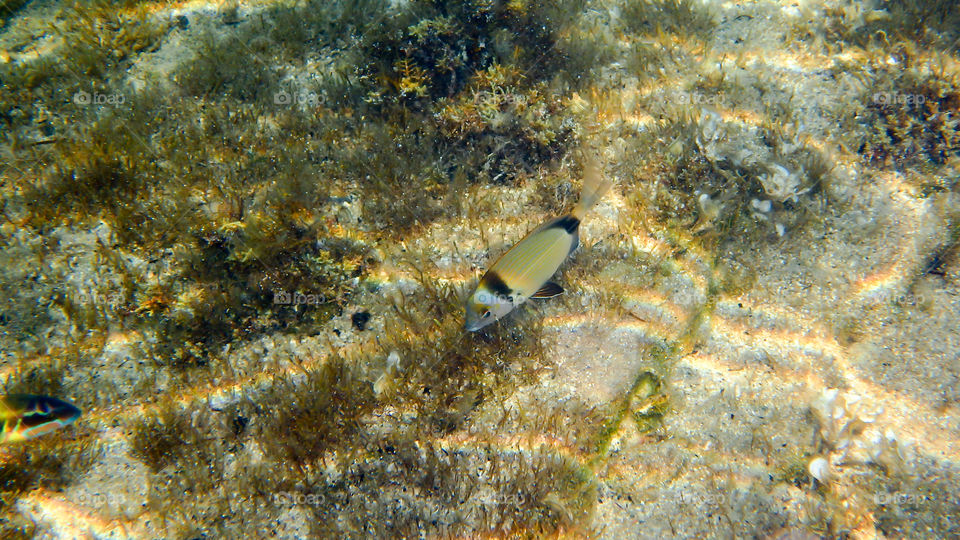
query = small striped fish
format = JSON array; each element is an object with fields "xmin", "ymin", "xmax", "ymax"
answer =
[
  {"xmin": 465, "ymin": 157, "xmax": 612, "ymax": 331},
  {"xmin": 0, "ymin": 394, "xmax": 82, "ymax": 444}
]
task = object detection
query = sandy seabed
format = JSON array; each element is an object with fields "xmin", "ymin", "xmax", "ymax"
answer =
[{"xmin": 1, "ymin": 0, "xmax": 958, "ymax": 537}]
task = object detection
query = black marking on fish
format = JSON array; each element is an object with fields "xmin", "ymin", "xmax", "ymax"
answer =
[
  {"xmin": 550, "ymin": 215, "xmax": 580, "ymax": 234},
  {"xmin": 20, "ymin": 412, "xmax": 53, "ymax": 429},
  {"xmin": 568, "ymin": 230, "xmax": 580, "ymax": 256},
  {"xmin": 483, "ymin": 271, "xmax": 513, "ymax": 298}
]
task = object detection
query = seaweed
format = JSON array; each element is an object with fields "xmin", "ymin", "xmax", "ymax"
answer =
[
  {"xmin": 356, "ymin": 0, "xmax": 590, "ymax": 108},
  {"xmin": 434, "ymin": 63, "xmax": 580, "ymax": 184},
  {"xmin": 0, "ymin": 0, "xmax": 166, "ymax": 132},
  {"xmin": 0, "ymin": 429, "xmax": 101, "ymax": 536},
  {"xmin": 124, "ymin": 250, "xmax": 603, "ymax": 537},
  {"xmin": 0, "ymin": 0, "xmax": 30, "ymax": 25},
  {"xmin": 1, "ymin": 361, "xmax": 67, "ymax": 399},
  {"xmin": 130, "ymin": 398, "xmax": 220, "ymax": 475},
  {"xmin": 620, "ymin": 0, "xmax": 716, "ymax": 40},
  {"xmin": 822, "ymin": 0, "xmax": 960, "ymax": 52},
  {"xmin": 853, "ymin": 44, "xmax": 960, "ymax": 179},
  {"xmin": 256, "ymin": 354, "xmax": 376, "ymax": 466},
  {"xmin": 173, "ymin": 27, "xmax": 280, "ymax": 103},
  {"xmin": 7, "ymin": 0, "xmax": 929, "ymax": 536},
  {"xmin": 622, "ymin": 111, "xmax": 829, "ymax": 252}
]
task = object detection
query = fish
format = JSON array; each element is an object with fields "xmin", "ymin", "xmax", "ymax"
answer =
[
  {"xmin": 0, "ymin": 394, "xmax": 82, "ymax": 444},
  {"xmin": 465, "ymin": 155, "xmax": 613, "ymax": 331}
]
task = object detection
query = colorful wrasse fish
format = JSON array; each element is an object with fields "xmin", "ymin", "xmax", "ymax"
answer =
[
  {"xmin": 465, "ymin": 156, "xmax": 613, "ymax": 331},
  {"xmin": 0, "ymin": 394, "xmax": 82, "ymax": 444}
]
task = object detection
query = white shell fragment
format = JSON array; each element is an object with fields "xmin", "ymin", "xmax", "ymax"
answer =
[
  {"xmin": 809, "ymin": 388, "xmax": 911, "ymax": 473},
  {"xmin": 808, "ymin": 456, "xmax": 832, "ymax": 483},
  {"xmin": 751, "ymin": 198, "xmax": 772, "ymax": 213}
]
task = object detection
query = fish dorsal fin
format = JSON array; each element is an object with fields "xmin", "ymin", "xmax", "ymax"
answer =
[{"xmin": 530, "ymin": 281, "xmax": 564, "ymax": 299}]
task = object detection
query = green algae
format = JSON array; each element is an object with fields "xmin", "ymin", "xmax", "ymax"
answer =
[
  {"xmin": 621, "ymin": 0, "xmax": 716, "ymax": 39},
  {"xmin": 127, "ymin": 253, "xmax": 601, "ymax": 537},
  {"xmin": 0, "ymin": 0, "xmax": 166, "ymax": 130},
  {"xmin": 854, "ymin": 45, "xmax": 960, "ymax": 179},
  {"xmin": 0, "ymin": 0, "xmax": 704, "ymax": 528},
  {"xmin": 593, "ymin": 351, "xmax": 674, "ymax": 462},
  {"xmin": 173, "ymin": 27, "xmax": 280, "ymax": 103},
  {"xmin": 2, "ymin": 0, "xmax": 601, "ymax": 394},
  {"xmin": 0, "ymin": 0, "xmax": 30, "ymax": 25},
  {"xmin": 1, "ymin": 360, "xmax": 67, "ymax": 399},
  {"xmin": 353, "ymin": 0, "xmax": 592, "ymax": 106},
  {"xmin": 0, "ymin": 428, "xmax": 102, "ymax": 538},
  {"xmin": 773, "ymin": 450, "xmax": 815, "ymax": 488},
  {"xmin": 130, "ymin": 398, "xmax": 217, "ymax": 475},
  {"xmin": 630, "ymin": 371, "xmax": 669, "ymax": 434},
  {"xmin": 256, "ymin": 353, "xmax": 376, "ymax": 466},
  {"xmin": 2, "ymin": 0, "xmax": 959, "ymax": 537},
  {"xmin": 622, "ymin": 113, "xmax": 831, "ymax": 253},
  {"xmin": 822, "ymin": 0, "xmax": 960, "ymax": 51}
]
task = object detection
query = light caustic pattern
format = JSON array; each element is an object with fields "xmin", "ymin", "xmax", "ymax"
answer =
[
  {"xmin": 13, "ymin": 14, "xmax": 960, "ymax": 540},
  {"xmin": 27, "ymin": 180, "xmax": 955, "ymax": 538}
]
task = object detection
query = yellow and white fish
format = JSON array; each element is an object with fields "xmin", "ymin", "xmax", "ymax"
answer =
[
  {"xmin": 465, "ymin": 156, "xmax": 612, "ymax": 331},
  {"xmin": 0, "ymin": 394, "xmax": 82, "ymax": 444}
]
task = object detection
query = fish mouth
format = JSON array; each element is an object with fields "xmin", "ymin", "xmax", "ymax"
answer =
[
  {"xmin": 465, "ymin": 315, "xmax": 491, "ymax": 332},
  {"xmin": 465, "ymin": 315, "xmax": 498, "ymax": 332}
]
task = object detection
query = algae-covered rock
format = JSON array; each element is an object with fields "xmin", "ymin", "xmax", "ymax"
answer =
[{"xmin": 0, "ymin": 0, "xmax": 958, "ymax": 537}]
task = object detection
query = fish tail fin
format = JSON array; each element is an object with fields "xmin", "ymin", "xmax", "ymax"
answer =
[{"xmin": 572, "ymin": 153, "xmax": 613, "ymax": 220}]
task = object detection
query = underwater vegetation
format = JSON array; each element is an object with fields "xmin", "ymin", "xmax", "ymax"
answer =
[
  {"xmin": 851, "ymin": 44, "xmax": 960, "ymax": 181},
  {"xmin": 127, "ymin": 264, "xmax": 604, "ymax": 537},
  {"xmin": 621, "ymin": 110, "xmax": 830, "ymax": 247},
  {"xmin": 1, "ymin": 0, "xmax": 617, "ymax": 535},
  {"xmin": 0, "ymin": 386, "xmax": 97, "ymax": 538},
  {"xmin": 0, "ymin": 394, "xmax": 85, "ymax": 537},
  {"xmin": 0, "ymin": 435, "xmax": 100, "ymax": 538},
  {"xmin": 819, "ymin": 0, "xmax": 960, "ymax": 51},
  {"xmin": 0, "ymin": 0, "xmax": 959, "ymax": 536},
  {"xmin": 621, "ymin": 0, "xmax": 716, "ymax": 39}
]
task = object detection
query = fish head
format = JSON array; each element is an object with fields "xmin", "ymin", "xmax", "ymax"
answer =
[
  {"xmin": 464, "ymin": 285, "xmax": 515, "ymax": 332},
  {"xmin": 0, "ymin": 394, "xmax": 82, "ymax": 444}
]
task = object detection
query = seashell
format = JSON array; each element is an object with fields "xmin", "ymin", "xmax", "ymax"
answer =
[{"xmin": 808, "ymin": 456, "xmax": 832, "ymax": 482}]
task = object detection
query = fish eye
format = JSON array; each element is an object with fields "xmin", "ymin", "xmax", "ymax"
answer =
[{"xmin": 482, "ymin": 310, "xmax": 491, "ymax": 318}]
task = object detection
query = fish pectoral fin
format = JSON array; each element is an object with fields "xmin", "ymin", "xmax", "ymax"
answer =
[{"xmin": 530, "ymin": 281, "xmax": 564, "ymax": 299}]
